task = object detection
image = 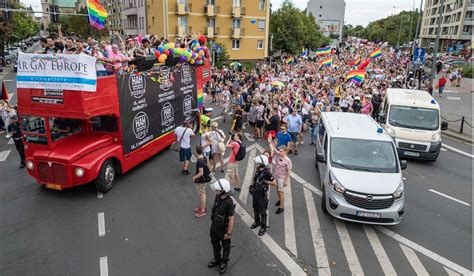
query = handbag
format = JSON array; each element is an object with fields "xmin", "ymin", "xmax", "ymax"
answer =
[
  {"xmin": 171, "ymin": 128, "xmax": 187, "ymax": 152},
  {"xmin": 214, "ymin": 130, "xmax": 226, "ymax": 153}
]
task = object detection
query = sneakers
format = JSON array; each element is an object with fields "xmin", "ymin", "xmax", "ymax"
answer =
[
  {"xmin": 294, "ymin": 150, "xmax": 298, "ymax": 155},
  {"xmin": 181, "ymin": 170, "xmax": 190, "ymax": 175},
  {"xmin": 5, "ymin": 134, "xmax": 11, "ymax": 139},
  {"xmin": 0, "ymin": 129, "xmax": 4, "ymax": 134},
  {"xmin": 195, "ymin": 208, "xmax": 207, "ymax": 218},
  {"xmin": 258, "ymin": 227, "xmax": 266, "ymax": 236},
  {"xmin": 234, "ymin": 187, "xmax": 241, "ymax": 192},
  {"xmin": 219, "ymin": 262, "xmax": 228, "ymax": 274},
  {"xmin": 275, "ymin": 200, "xmax": 280, "ymax": 207},
  {"xmin": 207, "ymin": 259, "xmax": 221, "ymax": 268},
  {"xmin": 276, "ymin": 208, "xmax": 284, "ymax": 214},
  {"xmin": 250, "ymin": 222, "xmax": 260, "ymax": 229}
]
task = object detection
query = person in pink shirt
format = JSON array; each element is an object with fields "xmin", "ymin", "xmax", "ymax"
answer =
[
  {"xmin": 360, "ymin": 95, "xmax": 374, "ymax": 116},
  {"xmin": 107, "ymin": 44, "xmax": 131, "ymax": 71},
  {"xmin": 269, "ymin": 140, "xmax": 292, "ymax": 214},
  {"xmin": 226, "ymin": 133, "xmax": 242, "ymax": 191}
]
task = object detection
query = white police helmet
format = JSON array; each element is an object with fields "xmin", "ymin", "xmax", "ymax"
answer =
[
  {"xmin": 254, "ymin": 155, "xmax": 269, "ymax": 167},
  {"xmin": 210, "ymin": 179, "xmax": 231, "ymax": 193}
]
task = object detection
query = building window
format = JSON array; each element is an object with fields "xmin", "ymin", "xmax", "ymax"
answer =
[
  {"xmin": 232, "ymin": 39, "xmax": 240, "ymax": 49},
  {"xmin": 206, "ymin": 18, "xmax": 215, "ymax": 27},
  {"xmin": 233, "ymin": 0, "xmax": 240, "ymax": 8},
  {"xmin": 207, "ymin": 0, "xmax": 215, "ymax": 5},
  {"xmin": 233, "ymin": 18, "xmax": 241, "ymax": 29},
  {"xmin": 257, "ymin": 20, "xmax": 265, "ymax": 30},
  {"xmin": 257, "ymin": 40, "xmax": 263, "ymax": 49},
  {"xmin": 259, "ymin": 0, "xmax": 265, "ymax": 10},
  {"xmin": 152, "ymin": 16, "xmax": 155, "ymax": 25}
]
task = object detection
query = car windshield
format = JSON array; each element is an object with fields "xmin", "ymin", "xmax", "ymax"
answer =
[
  {"xmin": 330, "ymin": 138, "xmax": 397, "ymax": 173},
  {"xmin": 389, "ymin": 105, "xmax": 439, "ymax": 131}
]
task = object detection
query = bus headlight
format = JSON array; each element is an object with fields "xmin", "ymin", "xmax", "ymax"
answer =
[
  {"xmin": 393, "ymin": 182, "xmax": 404, "ymax": 200},
  {"xmin": 432, "ymin": 133, "xmax": 441, "ymax": 142},
  {"xmin": 26, "ymin": 160, "xmax": 34, "ymax": 170},
  {"xmin": 75, "ymin": 167, "xmax": 85, "ymax": 177}
]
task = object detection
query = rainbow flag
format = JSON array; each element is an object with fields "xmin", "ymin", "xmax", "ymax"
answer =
[
  {"xmin": 346, "ymin": 69, "xmax": 366, "ymax": 85},
  {"xmin": 300, "ymin": 48, "xmax": 308, "ymax": 57},
  {"xmin": 351, "ymin": 57, "xmax": 361, "ymax": 66},
  {"xmin": 86, "ymin": 0, "xmax": 108, "ymax": 30},
  {"xmin": 315, "ymin": 46, "xmax": 331, "ymax": 56},
  {"xmin": 285, "ymin": 57, "xmax": 295, "ymax": 64},
  {"xmin": 370, "ymin": 48, "xmax": 382, "ymax": 59},
  {"xmin": 319, "ymin": 58, "xmax": 332, "ymax": 68}
]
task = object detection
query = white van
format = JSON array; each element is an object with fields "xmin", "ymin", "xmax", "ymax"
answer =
[
  {"xmin": 316, "ymin": 112, "xmax": 406, "ymax": 225},
  {"xmin": 380, "ymin": 89, "xmax": 448, "ymax": 161}
]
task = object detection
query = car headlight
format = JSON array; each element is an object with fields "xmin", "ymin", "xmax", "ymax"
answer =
[
  {"xmin": 432, "ymin": 133, "xmax": 441, "ymax": 142},
  {"xmin": 25, "ymin": 160, "xmax": 34, "ymax": 170},
  {"xmin": 393, "ymin": 182, "xmax": 404, "ymax": 200},
  {"xmin": 75, "ymin": 167, "xmax": 85, "ymax": 177},
  {"xmin": 329, "ymin": 171, "xmax": 345, "ymax": 194}
]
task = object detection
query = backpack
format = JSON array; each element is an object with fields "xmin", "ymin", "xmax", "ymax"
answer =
[
  {"xmin": 203, "ymin": 163, "xmax": 212, "ymax": 183},
  {"xmin": 234, "ymin": 141, "xmax": 246, "ymax": 161}
]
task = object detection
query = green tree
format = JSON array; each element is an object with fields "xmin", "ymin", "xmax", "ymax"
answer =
[
  {"xmin": 270, "ymin": 0, "xmax": 328, "ymax": 54},
  {"xmin": 213, "ymin": 42, "xmax": 229, "ymax": 68},
  {"xmin": 57, "ymin": 7, "xmax": 109, "ymax": 39},
  {"xmin": 0, "ymin": 1, "xmax": 40, "ymax": 44}
]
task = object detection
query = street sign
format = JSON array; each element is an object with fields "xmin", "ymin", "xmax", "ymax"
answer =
[
  {"xmin": 216, "ymin": 46, "xmax": 222, "ymax": 54},
  {"xmin": 448, "ymin": 47, "xmax": 453, "ymax": 52},
  {"xmin": 458, "ymin": 44, "xmax": 464, "ymax": 50},
  {"xmin": 413, "ymin": 47, "xmax": 425, "ymax": 65}
]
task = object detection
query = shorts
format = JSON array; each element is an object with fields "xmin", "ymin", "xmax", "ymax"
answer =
[
  {"xmin": 256, "ymin": 120, "xmax": 265, "ymax": 128},
  {"xmin": 249, "ymin": 121, "xmax": 256, "ymax": 127},
  {"xmin": 276, "ymin": 178, "xmax": 286, "ymax": 192},
  {"xmin": 179, "ymin": 147, "xmax": 192, "ymax": 162},
  {"xmin": 227, "ymin": 162, "xmax": 239, "ymax": 178},
  {"xmin": 288, "ymin": 132, "xmax": 298, "ymax": 143},
  {"xmin": 196, "ymin": 183, "xmax": 207, "ymax": 194}
]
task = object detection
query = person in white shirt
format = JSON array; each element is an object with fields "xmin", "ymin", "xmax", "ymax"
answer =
[
  {"xmin": 221, "ymin": 87, "xmax": 231, "ymax": 123},
  {"xmin": 175, "ymin": 120, "xmax": 195, "ymax": 175}
]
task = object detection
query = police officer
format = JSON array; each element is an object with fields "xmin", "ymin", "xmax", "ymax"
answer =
[
  {"xmin": 8, "ymin": 115, "xmax": 25, "ymax": 169},
  {"xmin": 208, "ymin": 179, "xmax": 235, "ymax": 274},
  {"xmin": 200, "ymin": 108, "xmax": 213, "ymax": 135},
  {"xmin": 250, "ymin": 155, "xmax": 276, "ymax": 236}
]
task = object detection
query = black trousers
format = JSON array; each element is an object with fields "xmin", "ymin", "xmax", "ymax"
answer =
[
  {"xmin": 252, "ymin": 191, "xmax": 268, "ymax": 227},
  {"xmin": 13, "ymin": 139, "xmax": 25, "ymax": 165},
  {"xmin": 210, "ymin": 226, "xmax": 231, "ymax": 263}
]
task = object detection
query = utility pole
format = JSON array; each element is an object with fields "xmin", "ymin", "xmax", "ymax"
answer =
[
  {"xmin": 413, "ymin": 0, "xmax": 424, "ymax": 89},
  {"xmin": 430, "ymin": 0, "xmax": 445, "ymax": 92},
  {"xmin": 269, "ymin": 33, "xmax": 273, "ymax": 66},
  {"xmin": 397, "ymin": 14, "xmax": 404, "ymax": 49},
  {"xmin": 407, "ymin": 0, "xmax": 415, "ymax": 47}
]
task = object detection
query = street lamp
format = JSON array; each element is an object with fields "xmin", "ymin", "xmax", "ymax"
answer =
[{"xmin": 393, "ymin": 6, "xmax": 404, "ymax": 49}]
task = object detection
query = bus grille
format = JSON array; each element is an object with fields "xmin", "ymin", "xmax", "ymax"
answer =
[{"xmin": 37, "ymin": 162, "xmax": 67, "ymax": 185}]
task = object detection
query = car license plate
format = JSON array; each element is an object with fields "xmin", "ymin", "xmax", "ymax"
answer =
[
  {"xmin": 404, "ymin": 151, "xmax": 420, "ymax": 157},
  {"xmin": 356, "ymin": 211, "xmax": 381, "ymax": 219},
  {"xmin": 46, "ymin": 183, "xmax": 63, "ymax": 190}
]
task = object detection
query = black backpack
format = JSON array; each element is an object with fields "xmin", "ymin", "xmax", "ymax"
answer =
[
  {"xmin": 234, "ymin": 141, "xmax": 246, "ymax": 161},
  {"xmin": 203, "ymin": 160, "xmax": 212, "ymax": 183}
]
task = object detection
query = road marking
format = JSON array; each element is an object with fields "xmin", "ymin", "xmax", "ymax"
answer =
[
  {"xmin": 0, "ymin": 150, "xmax": 11, "ymax": 162},
  {"xmin": 303, "ymin": 186, "xmax": 330, "ymax": 275},
  {"xmin": 242, "ymin": 124, "xmax": 246, "ymax": 130},
  {"xmin": 99, "ymin": 256, "xmax": 109, "ymax": 276},
  {"xmin": 284, "ymin": 178, "xmax": 298, "ymax": 257},
  {"xmin": 441, "ymin": 144, "xmax": 473, "ymax": 159},
  {"xmin": 244, "ymin": 132, "xmax": 255, "ymax": 142},
  {"xmin": 428, "ymin": 189, "xmax": 471, "ymax": 206},
  {"xmin": 3, "ymin": 79, "xmax": 12, "ymax": 82},
  {"xmin": 8, "ymin": 138, "xmax": 13, "ymax": 144},
  {"xmin": 213, "ymin": 116, "xmax": 223, "ymax": 121},
  {"xmin": 333, "ymin": 219, "xmax": 364, "ymax": 275},
  {"xmin": 364, "ymin": 226, "xmax": 397, "ymax": 275},
  {"xmin": 375, "ymin": 226, "xmax": 472, "ymax": 275},
  {"xmin": 97, "ymin": 191, "xmax": 104, "ymax": 199},
  {"xmin": 440, "ymin": 148, "xmax": 447, "ymax": 151},
  {"xmin": 233, "ymin": 197, "xmax": 306, "ymax": 275},
  {"xmin": 443, "ymin": 266, "xmax": 460, "ymax": 276},
  {"xmin": 400, "ymin": 244, "xmax": 429, "ymax": 275},
  {"xmin": 446, "ymin": 96, "xmax": 461, "ymax": 100},
  {"xmin": 443, "ymin": 90, "xmax": 458, "ymax": 93},
  {"xmin": 239, "ymin": 149, "xmax": 256, "ymax": 205},
  {"xmin": 98, "ymin": 212, "xmax": 105, "ymax": 237}
]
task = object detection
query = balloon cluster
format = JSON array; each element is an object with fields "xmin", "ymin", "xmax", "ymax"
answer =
[{"xmin": 154, "ymin": 41, "xmax": 207, "ymax": 65}]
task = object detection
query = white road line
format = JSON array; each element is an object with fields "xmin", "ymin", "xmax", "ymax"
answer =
[
  {"xmin": 443, "ymin": 266, "xmax": 461, "ymax": 276},
  {"xmin": 244, "ymin": 132, "xmax": 255, "ymax": 142},
  {"xmin": 428, "ymin": 189, "xmax": 471, "ymax": 206},
  {"xmin": 302, "ymin": 186, "xmax": 330, "ymax": 275},
  {"xmin": 3, "ymin": 79, "xmax": 13, "ymax": 82},
  {"xmin": 239, "ymin": 149, "xmax": 256, "ymax": 205},
  {"xmin": 213, "ymin": 116, "xmax": 223, "ymax": 121},
  {"xmin": 443, "ymin": 90, "xmax": 458, "ymax": 94},
  {"xmin": 98, "ymin": 212, "xmax": 105, "ymax": 237},
  {"xmin": 97, "ymin": 191, "xmax": 104, "ymax": 199},
  {"xmin": 440, "ymin": 148, "xmax": 447, "ymax": 151},
  {"xmin": 400, "ymin": 244, "xmax": 429, "ymax": 275},
  {"xmin": 99, "ymin": 256, "xmax": 109, "ymax": 276},
  {"xmin": 364, "ymin": 226, "xmax": 397, "ymax": 276},
  {"xmin": 0, "ymin": 150, "xmax": 11, "ymax": 162},
  {"xmin": 375, "ymin": 227, "xmax": 472, "ymax": 275},
  {"xmin": 284, "ymin": 178, "xmax": 298, "ymax": 257},
  {"xmin": 290, "ymin": 172, "xmax": 323, "ymax": 196},
  {"xmin": 333, "ymin": 219, "xmax": 364, "ymax": 275},
  {"xmin": 446, "ymin": 96, "xmax": 461, "ymax": 100},
  {"xmin": 8, "ymin": 138, "xmax": 13, "ymax": 144},
  {"xmin": 441, "ymin": 144, "xmax": 473, "ymax": 159},
  {"xmin": 233, "ymin": 198, "xmax": 306, "ymax": 275}
]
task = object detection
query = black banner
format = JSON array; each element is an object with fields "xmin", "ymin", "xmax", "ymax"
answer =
[{"xmin": 117, "ymin": 63, "xmax": 197, "ymax": 155}]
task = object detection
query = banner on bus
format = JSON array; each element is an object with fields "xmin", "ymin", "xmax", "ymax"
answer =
[
  {"xmin": 117, "ymin": 63, "xmax": 198, "ymax": 155},
  {"xmin": 16, "ymin": 52, "xmax": 97, "ymax": 92}
]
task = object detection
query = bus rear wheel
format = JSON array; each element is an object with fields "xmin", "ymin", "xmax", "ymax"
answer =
[{"xmin": 96, "ymin": 159, "xmax": 116, "ymax": 193}]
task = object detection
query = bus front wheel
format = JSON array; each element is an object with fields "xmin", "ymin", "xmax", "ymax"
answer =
[{"xmin": 96, "ymin": 159, "xmax": 116, "ymax": 193}]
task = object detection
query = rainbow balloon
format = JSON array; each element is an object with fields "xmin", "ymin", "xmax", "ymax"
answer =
[{"xmin": 87, "ymin": 0, "xmax": 108, "ymax": 30}]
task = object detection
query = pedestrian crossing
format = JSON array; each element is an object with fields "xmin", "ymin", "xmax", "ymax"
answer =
[{"xmin": 225, "ymin": 143, "xmax": 470, "ymax": 276}]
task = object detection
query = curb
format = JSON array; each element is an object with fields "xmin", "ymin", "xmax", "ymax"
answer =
[{"xmin": 442, "ymin": 130, "xmax": 473, "ymax": 144}]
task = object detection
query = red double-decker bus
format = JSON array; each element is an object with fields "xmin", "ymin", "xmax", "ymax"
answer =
[{"xmin": 17, "ymin": 62, "xmax": 210, "ymax": 192}]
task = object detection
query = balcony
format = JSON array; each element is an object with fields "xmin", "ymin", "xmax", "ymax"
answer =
[
  {"xmin": 231, "ymin": 6, "xmax": 245, "ymax": 17},
  {"xmin": 176, "ymin": 26, "xmax": 193, "ymax": 37},
  {"xmin": 206, "ymin": 26, "xmax": 220, "ymax": 38},
  {"xmin": 230, "ymin": 28, "xmax": 245, "ymax": 38},
  {"xmin": 176, "ymin": 3, "xmax": 192, "ymax": 15},
  {"xmin": 122, "ymin": 6, "xmax": 137, "ymax": 16},
  {"xmin": 205, "ymin": 5, "xmax": 219, "ymax": 16}
]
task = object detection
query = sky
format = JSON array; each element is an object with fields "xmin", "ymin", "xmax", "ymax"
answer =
[{"xmin": 21, "ymin": 0, "xmax": 422, "ymax": 27}]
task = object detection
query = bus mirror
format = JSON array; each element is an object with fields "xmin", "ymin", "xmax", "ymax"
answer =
[
  {"xmin": 441, "ymin": 121, "xmax": 448, "ymax": 131},
  {"xmin": 379, "ymin": 114, "xmax": 386, "ymax": 124}
]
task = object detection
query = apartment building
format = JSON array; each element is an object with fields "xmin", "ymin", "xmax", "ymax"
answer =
[
  {"xmin": 41, "ymin": 0, "xmax": 80, "ymax": 28},
  {"xmin": 306, "ymin": 0, "xmax": 345, "ymax": 41},
  {"xmin": 147, "ymin": 0, "xmax": 270, "ymax": 61},
  {"xmin": 420, "ymin": 0, "xmax": 473, "ymax": 51},
  {"xmin": 122, "ymin": 0, "xmax": 147, "ymax": 36},
  {"xmin": 103, "ymin": 0, "xmax": 123, "ymax": 33}
]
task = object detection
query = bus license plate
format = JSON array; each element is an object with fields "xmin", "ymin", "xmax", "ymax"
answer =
[
  {"xmin": 404, "ymin": 151, "xmax": 420, "ymax": 157},
  {"xmin": 46, "ymin": 183, "xmax": 63, "ymax": 190},
  {"xmin": 356, "ymin": 211, "xmax": 381, "ymax": 219}
]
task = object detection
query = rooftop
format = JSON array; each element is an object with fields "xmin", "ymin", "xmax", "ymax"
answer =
[
  {"xmin": 323, "ymin": 112, "xmax": 392, "ymax": 142},
  {"xmin": 386, "ymin": 88, "xmax": 440, "ymax": 110}
]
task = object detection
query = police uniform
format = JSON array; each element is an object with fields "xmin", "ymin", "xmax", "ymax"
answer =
[
  {"xmin": 210, "ymin": 194, "xmax": 235, "ymax": 265},
  {"xmin": 8, "ymin": 119, "xmax": 25, "ymax": 168},
  {"xmin": 200, "ymin": 108, "xmax": 212, "ymax": 135},
  {"xmin": 250, "ymin": 166, "xmax": 274, "ymax": 232}
]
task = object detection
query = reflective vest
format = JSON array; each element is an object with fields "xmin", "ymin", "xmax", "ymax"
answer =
[{"xmin": 200, "ymin": 114, "xmax": 211, "ymax": 134}]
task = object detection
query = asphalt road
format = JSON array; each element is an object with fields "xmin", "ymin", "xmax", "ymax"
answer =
[{"xmin": 0, "ymin": 71, "xmax": 472, "ymax": 275}]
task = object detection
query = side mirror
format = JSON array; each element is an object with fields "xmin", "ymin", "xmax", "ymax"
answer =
[
  {"xmin": 441, "ymin": 121, "xmax": 448, "ymax": 131},
  {"xmin": 400, "ymin": 160, "xmax": 408, "ymax": 170},
  {"xmin": 379, "ymin": 114, "xmax": 386, "ymax": 124},
  {"xmin": 317, "ymin": 152, "xmax": 326, "ymax": 163}
]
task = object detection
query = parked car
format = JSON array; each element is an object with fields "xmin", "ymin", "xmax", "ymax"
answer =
[{"xmin": 2, "ymin": 52, "xmax": 15, "ymax": 65}]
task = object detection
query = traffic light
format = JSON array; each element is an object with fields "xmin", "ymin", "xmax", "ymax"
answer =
[{"xmin": 50, "ymin": 5, "xmax": 59, "ymax": 23}]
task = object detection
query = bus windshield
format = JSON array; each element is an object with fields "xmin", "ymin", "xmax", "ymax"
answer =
[
  {"xmin": 21, "ymin": 115, "xmax": 48, "ymax": 144},
  {"xmin": 49, "ymin": 117, "xmax": 83, "ymax": 141},
  {"xmin": 389, "ymin": 105, "xmax": 439, "ymax": 131}
]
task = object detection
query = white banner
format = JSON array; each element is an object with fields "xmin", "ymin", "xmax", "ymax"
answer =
[{"xmin": 16, "ymin": 52, "xmax": 97, "ymax": 92}]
